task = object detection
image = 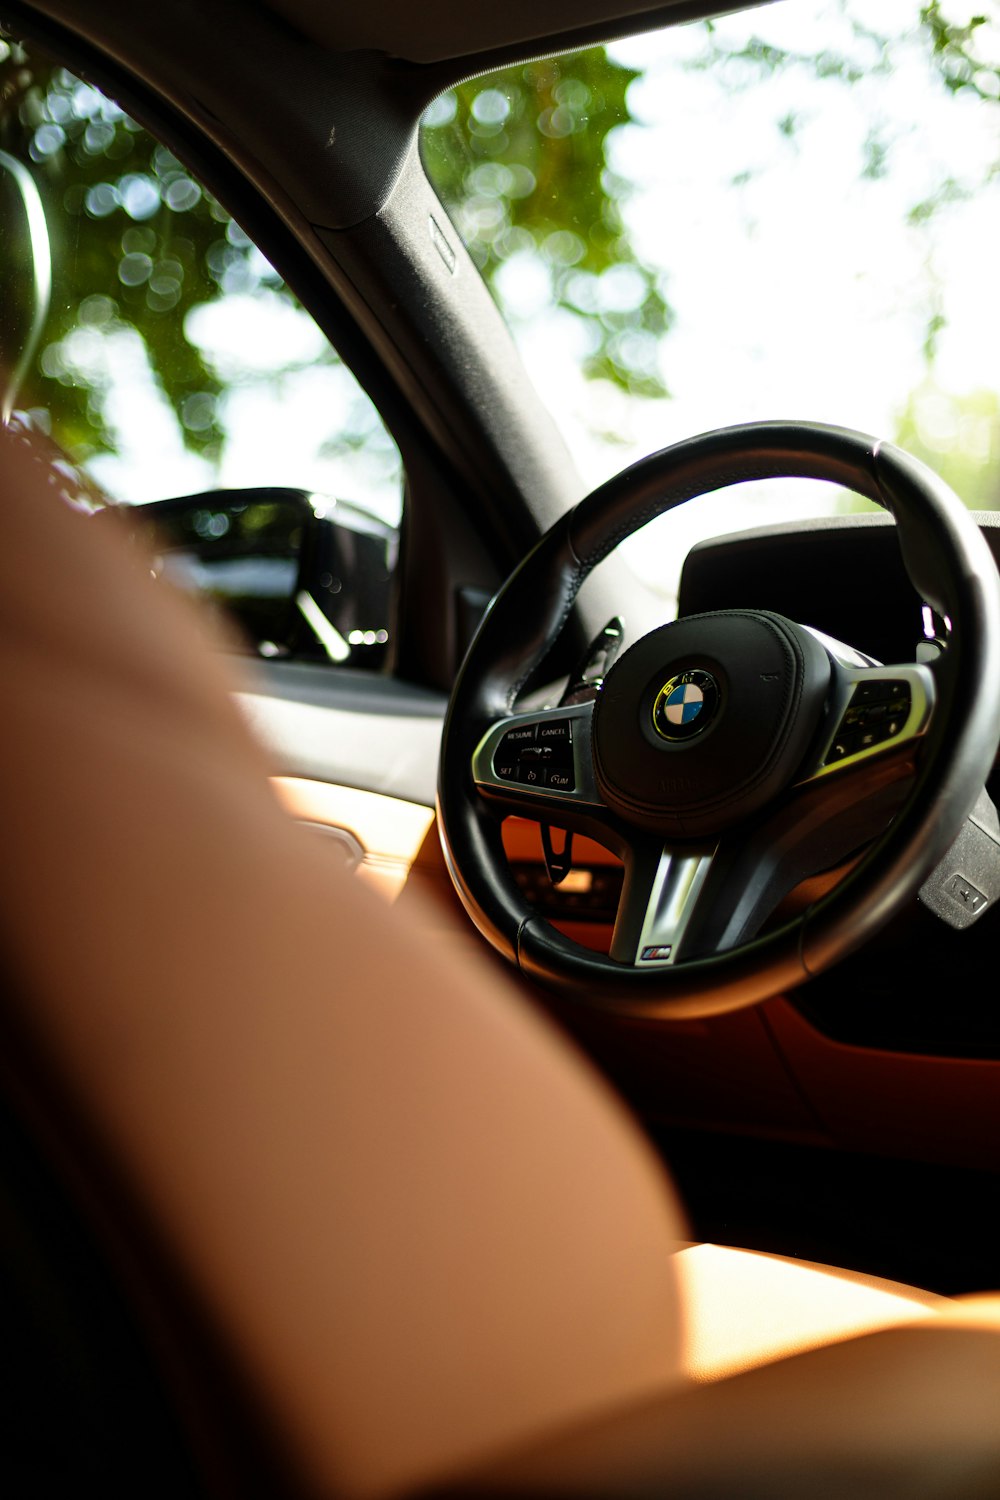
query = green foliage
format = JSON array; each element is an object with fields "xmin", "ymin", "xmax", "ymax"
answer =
[
  {"xmin": 420, "ymin": 49, "xmax": 671, "ymax": 398},
  {"xmin": 2, "ymin": 7, "xmax": 998, "ymax": 471},
  {"xmin": 920, "ymin": 2, "xmax": 999, "ymax": 98},
  {"xmin": 682, "ymin": 25, "xmax": 875, "ymax": 84},
  {"xmin": 896, "ymin": 383, "xmax": 1000, "ymax": 507},
  {"xmin": 422, "ymin": 7, "xmax": 998, "ymax": 419},
  {"xmin": 0, "ymin": 34, "xmax": 314, "ymax": 463}
]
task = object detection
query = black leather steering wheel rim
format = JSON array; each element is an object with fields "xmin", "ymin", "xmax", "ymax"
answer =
[{"xmin": 436, "ymin": 423, "xmax": 1000, "ymax": 1018}]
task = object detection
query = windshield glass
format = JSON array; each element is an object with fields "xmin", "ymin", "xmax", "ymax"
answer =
[{"xmin": 421, "ymin": 0, "xmax": 1000, "ymax": 601}]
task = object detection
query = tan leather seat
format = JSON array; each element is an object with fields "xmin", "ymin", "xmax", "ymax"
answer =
[{"xmin": 3, "ymin": 423, "xmax": 1000, "ymax": 1498}]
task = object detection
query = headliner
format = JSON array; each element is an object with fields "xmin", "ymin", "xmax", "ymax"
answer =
[{"xmin": 264, "ymin": 0, "xmax": 765, "ymax": 68}]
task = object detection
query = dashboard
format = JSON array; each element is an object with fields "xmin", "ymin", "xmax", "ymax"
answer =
[{"xmin": 679, "ymin": 512, "xmax": 1000, "ymax": 668}]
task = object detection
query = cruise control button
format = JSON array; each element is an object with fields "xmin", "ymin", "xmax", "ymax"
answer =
[
  {"xmin": 495, "ymin": 724, "xmax": 537, "ymax": 775},
  {"xmin": 547, "ymin": 767, "xmax": 576, "ymax": 792},
  {"xmin": 825, "ymin": 730, "xmax": 860, "ymax": 764},
  {"xmin": 520, "ymin": 765, "xmax": 545, "ymax": 786},
  {"xmin": 501, "ymin": 725, "xmax": 537, "ymax": 750},
  {"xmin": 876, "ymin": 715, "xmax": 913, "ymax": 745},
  {"xmin": 537, "ymin": 719, "xmax": 572, "ymax": 748}
]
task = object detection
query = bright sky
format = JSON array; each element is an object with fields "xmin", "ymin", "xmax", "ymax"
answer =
[{"xmin": 86, "ymin": 296, "xmax": 403, "ymax": 524}]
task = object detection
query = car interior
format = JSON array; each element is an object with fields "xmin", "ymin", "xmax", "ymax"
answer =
[{"xmin": 3, "ymin": 0, "xmax": 1000, "ymax": 1496}]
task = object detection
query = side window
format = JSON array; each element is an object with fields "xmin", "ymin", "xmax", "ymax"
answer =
[{"xmin": 0, "ymin": 30, "xmax": 401, "ymax": 667}]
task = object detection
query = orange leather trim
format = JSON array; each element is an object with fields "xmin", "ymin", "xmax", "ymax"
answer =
[
  {"xmin": 673, "ymin": 1242, "xmax": 943, "ymax": 1383},
  {"xmin": 2, "ymin": 433, "xmax": 689, "ymax": 1500},
  {"xmin": 458, "ymin": 1318, "xmax": 1000, "ymax": 1499}
]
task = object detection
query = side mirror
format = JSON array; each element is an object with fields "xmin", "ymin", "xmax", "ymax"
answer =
[
  {"xmin": 0, "ymin": 148, "xmax": 51, "ymax": 425},
  {"xmin": 120, "ymin": 487, "xmax": 396, "ymax": 666}
]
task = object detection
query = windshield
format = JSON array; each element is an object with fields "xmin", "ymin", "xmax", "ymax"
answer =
[{"xmin": 421, "ymin": 0, "xmax": 1000, "ymax": 600}]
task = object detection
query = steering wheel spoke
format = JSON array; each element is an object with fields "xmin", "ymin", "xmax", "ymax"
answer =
[
  {"xmin": 610, "ymin": 837, "xmax": 717, "ymax": 966},
  {"xmin": 471, "ymin": 700, "xmax": 605, "ymax": 817},
  {"xmin": 797, "ymin": 660, "xmax": 936, "ymax": 786}
]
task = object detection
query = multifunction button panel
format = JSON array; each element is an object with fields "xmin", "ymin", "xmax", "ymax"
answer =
[
  {"xmin": 824, "ymin": 678, "xmax": 914, "ymax": 766},
  {"xmin": 473, "ymin": 702, "xmax": 602, "ymax": 805},
  {"xmin": 492, "ymin": 717, "xmax": 576, "ymax": 792}
]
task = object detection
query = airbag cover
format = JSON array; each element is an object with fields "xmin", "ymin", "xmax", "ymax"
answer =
[{"xmin": 592, "ymin": 610, "xmax": 830, "ymax": 838}]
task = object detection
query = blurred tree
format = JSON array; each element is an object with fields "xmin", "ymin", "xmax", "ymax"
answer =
[
  {"xmin": 422, "ymin": 4, "xmax": 998, "ymax": 413},
  {"xmin": 0, "ymin": 39, "xmax": 265, "ymax": 459},
  {"xmin": 1, "ymin": 6, "xmax": 997, "ymax": 473},
  {"xmin": 0, "ymin": 36, "xmax": 401, "ymax": 503},
  {"xmin": 896, "ymin": 383, "xmax": 1000, "ymax": 508},
  {"xmin": 918, "ymin": 1, "xmax": 1000, "ymax": 99},
  {"xmin": 421, "ymin": 49, "xmax": 672, "ymax": 399}
]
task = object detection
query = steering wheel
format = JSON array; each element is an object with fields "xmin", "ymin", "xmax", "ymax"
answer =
[{"xmin": 436, "ymin": 423, "xmax": 1000, "ymax": 1018}]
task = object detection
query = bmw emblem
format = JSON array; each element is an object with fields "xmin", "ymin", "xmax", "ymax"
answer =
[{"xmin": 652, "ymin": 668, "xmax": 720, "ymax": 742}]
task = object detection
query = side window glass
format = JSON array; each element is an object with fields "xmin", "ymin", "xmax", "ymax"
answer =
[{"xmin": 0, "ymin": 30, "xmax": 401, "ymax": 667}]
